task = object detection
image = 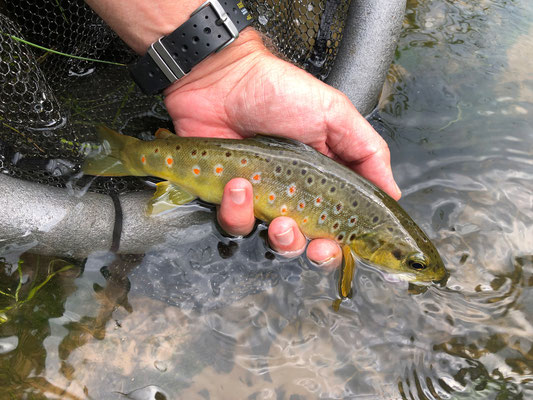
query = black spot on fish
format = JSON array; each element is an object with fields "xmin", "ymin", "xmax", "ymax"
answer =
[
  {"xmin": 191, "ymin": 150, "xmax": 197, "ymax": 156},
  {"xmin": 337, "ymin": 233, "xmax": 344, "ymax": 241},
  {"xmin": 330, "ymin": 187, "xmax": 336, "ymax": 193},
  {"xmin": 225, "ymin": 151, "xmax": 231, "ymax": 157},
  {"xmin": 275, "ymin": 166, "xmax": 282, "ymax": 173},
  {"xmin": 321, "ymin": 178, "xmax": 326, "ymax": 184},
  {"xmin": 372, "ymin": 216, "xmax": 379, "ymax": 223},
  {"xmin": 175, "ymin": 145, "xmax": 181, "ymax": 150},
  {"xmin": 201, "ymin": 150, "xmax": 207, "ymax": 156},
  {"xmin": 292, "ymin": 160, "xmax": 298, "ymax": 165},
  {"xmin": 333, "ymin": 222, "xmax": 339, "ymax": 229},
  {"xmin": 387, "ymin": 227, "xmax": 394, "ymax": 232},
  {"xmin": 265, "ymin": 157, "xmax": 271, "ymax": 163},
  {"xmin": 350, "ymin": 217, "xmax": 356, "ymax": 224},
  {"xmin": 301, "ymin": 169, "xmax": 307, "ymax": 175},
  {"xmin": 340, "ymin": 182, "xmax": 346, "ymax": 189},
  {"xmin": 349, "ymin": 233, "xmax": 356, "ymax": 241},
  {"xmin": 336, "ymin": 203, "xmax": 342, "ymax": 211},
  {"xmin": 352, "ymin": 200, "xmax": 358, "ymax": 208},
  {"xmin": 154, "ymin": 148, "xmax": 159, "ymax": 153},
  {"xmin": 287, "ymin": 169, "xmax": 292, "ymax": 175},
  {"xmin": 392, "ymin": 249, "xmax": 403, "ymax": 260}
]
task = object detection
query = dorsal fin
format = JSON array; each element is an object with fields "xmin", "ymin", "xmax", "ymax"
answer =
[
  {"xmin": 154, "ymin": 128, "xmax": 175, "ymax": 139},
  {"xmin": 249, "ymin": 135, "xmax": 316, "ymax": 154}
]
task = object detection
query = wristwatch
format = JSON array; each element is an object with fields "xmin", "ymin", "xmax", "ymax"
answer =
[{"xmin": 129, "ymin": 0, "xmax": 252, "ymax": 95}]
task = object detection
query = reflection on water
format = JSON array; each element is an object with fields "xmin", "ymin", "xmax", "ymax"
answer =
[{"xmin": 1, "ymin": 0, "xmax": 532, "ymax": 398}]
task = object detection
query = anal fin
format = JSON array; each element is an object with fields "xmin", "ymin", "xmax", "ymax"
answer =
[{"xmin": 147, "ymin": 181, "xmax": 197, "ymax": 215}]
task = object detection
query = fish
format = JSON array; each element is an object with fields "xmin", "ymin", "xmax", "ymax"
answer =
[{"xmin": 83, "ymin": 126, "xmax": 448, "ymax": 287}]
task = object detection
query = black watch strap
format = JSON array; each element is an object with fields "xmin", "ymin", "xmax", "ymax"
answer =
[{"xmin": 129, "ymin": 0, "xmax": 252, "ymax": 95}]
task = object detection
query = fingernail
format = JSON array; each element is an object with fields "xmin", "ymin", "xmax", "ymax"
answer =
[
  {"xmin": 394, "ymin": 182, "xmax": 402, "ymax": 197},
  {"xmin": 229, "ymin": 188, "xmax": 246, "ymax": 205},
  {"xmin": 275, "ymin": 227, "xmax": 294, "ymax": 246}
]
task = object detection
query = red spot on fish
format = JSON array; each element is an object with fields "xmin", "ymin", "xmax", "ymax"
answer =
[
  {"xmin": 241, "ymin": 158, "xmax": 247, "ymax": 165},
  {"xmin": 141, "ymin": 156, "xmax": 146, "ymax": 163},
  {"xmin": 280, "ymin": 205, "xmax": 288, "ymax": 214},
  {"xmin": 250, "ymin": 173, "xmax": 262, "ymax": 184},
  {"xmin": 269, "ymin": 194, "xmax": 275, "ymax": 201},
  {"xmin": 289, "ymin": 186, "xmax": 295, "ymax": 194},
  {"xmin": 315, "ymin": 197, "xmax": 322, "ymax": 204},
  {"xmin": 154, "ymin": 148, "xmax": 159, "ymax": 153},
  {"xmin": 321, "ymin": 214, "xmax": 326, "ymax": 220},
  {"xmin": 216, "ymin": 167, "xmax": 223, "ymax": 174},
  {"xmin": 193, "ymin": 168, "xmax": 200, "ymax": 175},
  {"xmin": 166, "ymin": 157, "xmax": 173, "ymax": 165},
  {"xmin": 299, "ymin": 202, "xmax": 305, "ymax": 209}
]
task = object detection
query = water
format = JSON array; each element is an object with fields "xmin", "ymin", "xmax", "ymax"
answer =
[{"xmin": 1, "ymin": 0, "xmax": 532, "ymax": 398}]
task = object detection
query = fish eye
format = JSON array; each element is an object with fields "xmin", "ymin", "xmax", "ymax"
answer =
[{"xmin": 408, "ymin": 259, "xmax": 427, "ymax": 270}]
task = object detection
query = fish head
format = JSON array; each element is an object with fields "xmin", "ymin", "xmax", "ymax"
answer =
[{"xmin": 351, "ymin": 231, "xmax": 448, "ymax": 284}]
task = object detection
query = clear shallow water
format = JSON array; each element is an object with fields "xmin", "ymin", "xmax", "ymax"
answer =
[{"xmin": 1, "ymin": 0, "xmax": 532, "ymax": 399}]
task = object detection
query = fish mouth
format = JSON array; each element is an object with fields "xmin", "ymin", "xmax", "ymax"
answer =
[
  {"xmin": 432, "ymin": 269, "xmax": 450, "ymax": 286},
  {"xmin": 382, "ymin": 272, "xmax": 415, "ymax": 283}
]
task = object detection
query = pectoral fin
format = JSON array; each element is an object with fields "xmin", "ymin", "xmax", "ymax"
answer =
[
  {"xmin": 332, "ymin": 245, "xmax": 356, "ymax": 311},
  {"xmin": 147, "ymin": 181, "xmax": 197, "ymax": 215}
]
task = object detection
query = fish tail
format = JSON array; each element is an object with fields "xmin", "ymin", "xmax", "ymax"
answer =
[{"xmin": 83, "ymin": 126, "xmax": 142, "ymax": 176}]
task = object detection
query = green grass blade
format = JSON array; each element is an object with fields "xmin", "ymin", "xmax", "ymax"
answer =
[
  {"xmin": 22, "ymin": 264, "xmax": 74, "ymax": 304},
  {"xmin": 2, "ymin": 33, "xmax": 127, "ymax": 67}
]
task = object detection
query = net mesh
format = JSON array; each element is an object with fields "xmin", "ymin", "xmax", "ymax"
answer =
[{"xmin": 0, "ymin": 0, "xmax": 351, "ymax": 193}]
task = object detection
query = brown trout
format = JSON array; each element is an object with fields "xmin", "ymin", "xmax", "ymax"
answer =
[{"xmin": 83, "ymin": 126, "xmax": 447, "ymax": 284}]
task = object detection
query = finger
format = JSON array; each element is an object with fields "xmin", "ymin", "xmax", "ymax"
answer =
[
  {"xmin": 324, "ymin": 93, "xmax": 402, "ymax": 200},
  {"xmin": 306, "ymin": 239, "xmax": 342, "ymax": 270},
  {"xmin": 217, "ymin": 178, "xmax": 255, "ymax": 236},
  {"xmin": 268, "ymin": 217, "xmax": 307, "ymax": 257}
]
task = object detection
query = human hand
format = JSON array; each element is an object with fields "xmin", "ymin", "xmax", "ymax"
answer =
[{"xmin": 164, "ymin": 29, "xmax": 401, "ymax": 268}]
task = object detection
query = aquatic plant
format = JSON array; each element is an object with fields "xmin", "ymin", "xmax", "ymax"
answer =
[{"xmin": 0, "ymin": 258, "xmax": 73, "ymax": 324}]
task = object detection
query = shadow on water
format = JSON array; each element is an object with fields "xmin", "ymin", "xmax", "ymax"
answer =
[{"xmin": 1, "ymin": 0, "xmax": 533, "ymax": 399}]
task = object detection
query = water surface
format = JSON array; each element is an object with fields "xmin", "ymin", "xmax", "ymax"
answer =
[{"xmin": 1, "ymin": 0, "xmax": 532, "ymax": 399}]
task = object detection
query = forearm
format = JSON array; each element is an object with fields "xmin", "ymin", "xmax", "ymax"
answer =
[
  {"xmin": 86, "ymin": 0, "xmax": 212, "ymax": 54},
  {"xmin": 86, "ymin": 0, "xmax": 266, "ymax": 94}
]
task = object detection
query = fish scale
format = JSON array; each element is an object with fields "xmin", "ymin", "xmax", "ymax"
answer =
[
  {"xmin": 140, "ymin": 136, "xmax": 377, "ymax": 241},
  {"xmin": 84, "ymin": 126, "xmax": 447, "ymax": 284}
]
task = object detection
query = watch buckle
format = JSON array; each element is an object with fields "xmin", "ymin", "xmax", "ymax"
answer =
[{"xmin": 192, "ymin": 0, "xmax": 240, "ymax": 52}]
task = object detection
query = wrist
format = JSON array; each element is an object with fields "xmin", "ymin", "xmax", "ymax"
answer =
[
  {"xmin": 163, "ymin": 27, "xmax": 268, "ymax": 96},
  {"xmin": 100, "ymin": 0, "xmax": 260, "ymax": 95},
  {"xmin": 87, "ymin": 0, "xmax": 208, "ymax": 54}
]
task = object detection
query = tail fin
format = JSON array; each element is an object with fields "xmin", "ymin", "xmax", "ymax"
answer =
[{"xmin": 83, "ymin": 126, "xmax": 140, "ymax": 176}]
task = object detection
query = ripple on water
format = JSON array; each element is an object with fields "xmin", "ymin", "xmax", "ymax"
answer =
[{"xmin": 2, "ymin": 1, "xmax": 533, "ymax": 399}]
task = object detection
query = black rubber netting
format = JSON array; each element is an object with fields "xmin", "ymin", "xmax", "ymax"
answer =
[{"xmin": 0, "ymin": 0, "xmax": 351, "ymax": 193}]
